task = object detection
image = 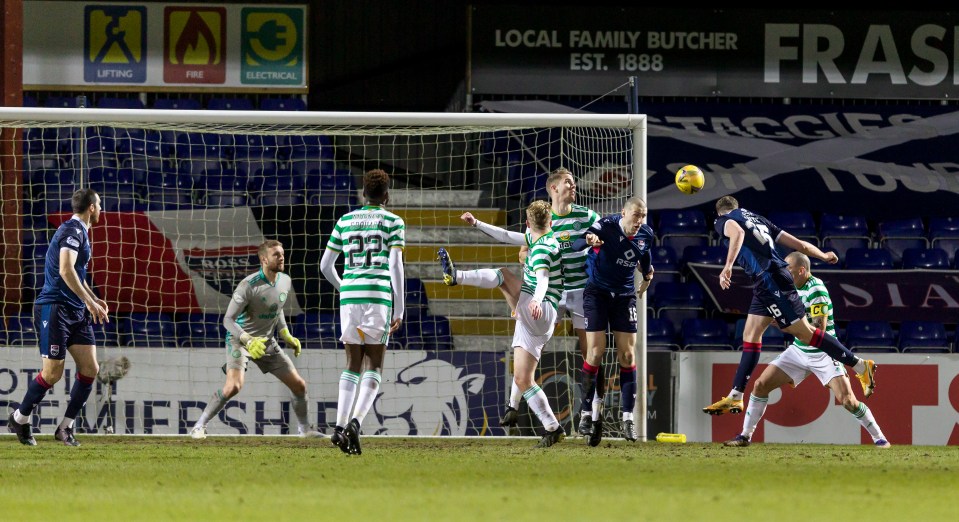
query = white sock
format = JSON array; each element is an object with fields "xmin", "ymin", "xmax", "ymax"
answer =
[
  {"xmin": 508, "ymin": 380, "xmax": 521, "ymax": 409},
  {"xmin": 457, "ymin": 268, "xmax": 502, "ymax": 288},
  {"xmin": 741, "ymin": 394, "xmax": 768, "ymax": 438},
  {"xmin": 196, "ymin": 390, "xmax": 229, "ymax": 428},
  {"xmin": 57, "ymin": 417, "xmax": 75, "ymax": 430},
  {"xmin": 336, "ymin": 370, "xmax": 360, "ymax": 428},
  {"xmin": 851, "ymin": 402, "xmax": 886, "ymax": 441},
  {"xmin": 853, "ymin": 359, "xmax": 866, "ymax": 375},
  {"xmin": 292, "ymin": 393, "xmax": 309, "ymax": 432},
  {"xmin": 523, "ymin": 385, "xmax": 559, "ymax": 432},
  {"xmin": 12, "ymin": 409, "xmax": 30, "ymax": 425},
  {"xmin": 351, "ymin": 370, "xmax": 381, "ymax": 425},
  {"xmin": 728, "ymin": 388, "xmax": 744, "ymax": 401},
  {"xmin": 622, "ymin": 411, "xmax": 633, "ymax": 422},
  {"xmin": 591, "ymin": 389, "xmax": 602, "ymax": 421}
]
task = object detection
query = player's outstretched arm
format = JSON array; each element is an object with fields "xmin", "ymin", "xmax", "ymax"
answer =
[
  {"xmin": 776, "ymin": 232, "xmax": 839, "ymax": 264},
  {"xmin": 461, "ymin": 212, "xmax": 526, "ymax": 246},
  {"xmin": 389, "ymin": 247, "xmax": 405, "ymax": 333},
  {"xmin": 320, "ymin": 248, "xmax": 343, "ymax": 290}
]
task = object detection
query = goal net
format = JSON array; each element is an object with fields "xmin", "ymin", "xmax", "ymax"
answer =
[{"xmin": 0, "ymin": 107, "xmax": 646, "ymax": 439}]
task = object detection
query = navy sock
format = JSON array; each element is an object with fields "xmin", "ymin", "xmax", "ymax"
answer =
[
  {"xmin": 18, "ymin": 374, "xmax": 53, "ymax": 416},
  {"xmin": 620, "ymin": 365, "xmax": 637, "ymax": 414},
  {"xmin": 810, "ymin": 329, "xmax": 859, "ymax": 367},
  {"xmin": 580, "ymin": 362, "xmax": 599, "ymax": 413},
  {"xmin": 733, "ymin": 342, "xmax": 761, "ymax": 392},
  {"xmin": 64, "ymin": 373, "xmax": 96, "ymax": 420}
]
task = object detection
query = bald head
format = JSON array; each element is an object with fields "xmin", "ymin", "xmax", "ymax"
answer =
[{"xmin": 785, "ymin": 251, "xmax": 811, "ymax": 287}]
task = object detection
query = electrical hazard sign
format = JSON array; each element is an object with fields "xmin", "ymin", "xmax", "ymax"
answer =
[
  {"xmin": 84, "ymin": 5, "xmax": 147, "ymax": 83},
  {"xmin": 163, "ymin": 6, "xmax": 226, "ymax": 84},
  {"xmin": 240, "ymin": 8, "xmax": 305, "ymax": 85}
]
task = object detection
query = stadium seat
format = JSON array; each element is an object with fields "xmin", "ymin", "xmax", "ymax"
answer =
[
  {"xmin": 681, "ymin": 318, "xmax": 734, "ymax": 350},
  {"xmin": 207, "ymin": 97, "xmax": 255, "ymax": 111},
  {"xmin": 204, "ymin": 192, "xmax": 248, "ymax": 208},
  {"xmin": 408, "ymin": 315, "xmax": 453, "ymax": 350},
  {"xmin": 822, "ymin": 236, "xmax": 870, "ymax": 264},
  {"xmin": 844, "ymin": 320, "xmax": 898, "ymax": 353},
  {"xmin": 878, "ymin": 217, "xmax": 924, "ymax": 238},
  {"xmin": 259, "ymin": 97, "xmax": 307, "ymax": 111},
  {"xmin": 291, "ymin": 312, "xmax": 341, "ymax": 349},
  {"xmin": 5, "ymin": 314, "xmax": 38, "ymax": 346},
  {"xmin": 646, "ymin": 317, "xmax": 679, "ymax": 351},
  {"xmin": 653, "ymin": 281, "xmax": 706, "ymax": 325},
  {"xmin": 405, "ymin": 278, "xmax": 429, "ymax": 316},
  {"xmin": 120, "ymin": 312, "xmax": 178, "ymax": 347},
  {"xmin": 291, "ymin": 158, "xmax": 336, "ymax": 182},
  {"xmin": 175, "ymin": 132, "xmax": 234, "ymax": 161},
  {"xmin": 931, "ymin": 237, "xmax": 959, "ymax": 265},
  {"xmin": 844, "ymin": 248, "xmax": 893, "ymax": 270},
  {"xmin": 287, "ymin": 135, "xmax": 334, "ymax": 160},
  {"xmin": 733, "ymin": 318, "xmax": 787, "ymax": 351},
  {"xmin": 175, "ymin": 313, "xmax": 225, "ymax": 348},
  {"xmin": 682, "ymin": 245, "xmax": 727, "ymax": 266},
  {"xmin": 898, "ymin": 321, "xmax": 950, "ymax": 353},
  {"xmin": 879, "ymin": 236, "xmax": 929, "ymax": 266},
  {"xmin": 662, "ymin": 234, "xmax": 710, "ymax": 264},
  {"xmin": 901, "ymin": 247, "xmax": 949, "ymax": 269},
  {"xmin": 768, "ymin": 211, "xmax": 817, "ymax": 241},
  {"xmin": 258, "ymin": 193, "xmax": 305, "ymax": 206},
  {"xmin": 820, "ymin": 213, "xmax": 869, "ymax": 237},
  {"xmin": 153, "ymin": 98, "xmax": 202, "ymax": 110},
  {"xmin": 657, "ymin": 209, "xmax": 707, "ymax": 235},
  {"xmin": 43, "ymin": 95, "xmax": 80, "ymax": 108},
  {"xmin": 97, "ymin": 97, "xmax": 145, "ymax": 109}
]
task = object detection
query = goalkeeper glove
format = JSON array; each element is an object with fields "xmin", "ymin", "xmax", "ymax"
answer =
[
  {"xmin": 279, "ymin": 327, "xmax": 301, "ymax": 357},
  {"xmin": 240, "ymin": 333, "xmax": 268, "ymax": 359}
]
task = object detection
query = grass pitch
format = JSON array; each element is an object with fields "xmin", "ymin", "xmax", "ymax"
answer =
[{"xmin": 1, "ymin": 435, "xmax": 956, "ymax": 522}]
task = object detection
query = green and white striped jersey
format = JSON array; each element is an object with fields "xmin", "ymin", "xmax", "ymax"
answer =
[
  {"xmin": 794, "ymin": 274, "xmax": 835, "ymax": 353},
  {"xmin": 550, "ymin": 204, "xmax": 600, "ymax": 291},
  {"xmin": 326, "ymin": 205, "xmax": 406, "ymax": 307},
  {"xmin": 520, "ymin": 230, "xmax": 564, "ymax": 308}
]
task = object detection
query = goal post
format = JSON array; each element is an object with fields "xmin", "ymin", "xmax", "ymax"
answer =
[{"xmin": 0, "ymin": 107, "xmax": 648, "ymax": 439}]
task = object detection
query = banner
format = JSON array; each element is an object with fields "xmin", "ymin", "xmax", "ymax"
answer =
[
  {"xmin": 0, "ymin": 348, "xmax": 505, "ymax": 436},
  {"xmin": 472, "ymin": 6, "xmax": 959, "ymax": 99},
  {"xmin": 24, "ymin": 1, "xmax": 307, "ymax": 92},
  {"xmin": 677, "ymin": 352, "xmax": 959, "ymax": 446},
  {"xmin": 687, "ymin": 263, "xmax": 959, "ymax": 323}
]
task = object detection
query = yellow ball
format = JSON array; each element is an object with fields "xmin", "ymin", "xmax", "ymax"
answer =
[{"xmin": 675, "ymin": 165, "xmax": 705, "ymax": 195}]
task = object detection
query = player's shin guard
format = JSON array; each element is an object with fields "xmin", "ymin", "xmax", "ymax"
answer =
[
  {"xmin": 17, "ymin": 374, "xmax": 53, "ymax": 419},
  {"xmin": 851, "ymin": 402, "xmax": 886, "ymax": 442},
  {"xmin": 457, "ymin": 269, "xmax": 503, "ymax": 288},
  {"xmin": 733, "ymin": 342, "xmax": 762, "ymax": 393},
  {"xmin": 619, "ymin": 365, "xmax": 637, "ymax": 417},
  {"xmin": 523, "ymin": 385, "xmax": 559, "ymax": 432},
  {"xmin": 62, "ymin": 373, "xmax": 95, "ymax": 425},
  {"xmin": 742, "ymin": 394, "xmax": 768, "ymax": 438},
  {"xmin": 336, "ymin": 370, "xmax": 360, "ymax": 428},
  {"xmin": 809, "ymin": 329, "xmax": 859, "ymax": 367},
  {"xmin": 580, "ymin": 362, "xmax": 599, "ymax": 416},
  {"xmin": 352, "ymin": 370, "xmax": 381, "ymax": 425}
]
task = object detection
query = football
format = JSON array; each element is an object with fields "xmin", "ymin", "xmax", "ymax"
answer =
[{"xmin": 675, "ymin": 165, "xmax": 705, "ymax": 195}]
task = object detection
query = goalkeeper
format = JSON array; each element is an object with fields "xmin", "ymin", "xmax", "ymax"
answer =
[{"xmin": 190, "ymin": 240, "xmax": 322, "ymax": 439}]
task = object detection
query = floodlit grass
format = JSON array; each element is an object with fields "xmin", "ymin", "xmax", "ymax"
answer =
[{"xmin": 1, "ymin": 435, "xmax": 956, "ymax": 521}]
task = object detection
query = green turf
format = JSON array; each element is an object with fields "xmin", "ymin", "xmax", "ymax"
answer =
[{"xmin": 2, "ymin": 435, "xmax": 956, "ymax": 521}]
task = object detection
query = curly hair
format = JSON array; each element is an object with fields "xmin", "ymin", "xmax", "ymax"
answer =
[
  {"xmin": 526, "ymin": 200, "xmax": 552, "ymax": 230},
  {"xmin": 364, "ymin": 169, "xmax": 391, "ymax": 203}
]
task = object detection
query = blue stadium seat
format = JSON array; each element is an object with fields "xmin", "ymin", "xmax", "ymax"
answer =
[
  {"xmin": 287, "ymin": 135, "xmax": 334, "ymax": 160},
  {"xmin": 101, "ymin": 194, "xmax": 144, "ymax": 212},
  {"xmin": 768, "ymin": 211, "xmax": 817, "ymax": 239},
  {"xmin": 207, "ymin": 97, "xmax": 255, "ymax": 111},
  {"xmin": 175, "ymin": 132, "xmax": 234, "ymax": 160},
  {"xmin": 822, "ymin": 236, "xmax": 870, "ymax": 264},
  {"xmin": 43, "ymin": 96, "xmax": 80, "ymax": 108},
  {"xmin": 646, "ymin": 317, "xmax": 679, "ymax": 351},
  {"xmin": 5, "ymin": 314, "xmax": 38, "ymax": 346},
  {"xmin": 259, "ymin": 97, "xmax": 307, "ymax": 111},
  {"xmin": 651, "ymin": 245, "xmax": 679, "ymax": 272},
  {"xmin": 653, "ymin": 282, "xmax": 705, "ymax": 325},
  {"xmin": 153, "ymin": 98, "xmax": 201, "ymax": 110},
  {"xmin": 844, "ymin": 320, "xmax": 897, "ymax": 353},
  {"xmin": 880, "ymin": 236, "xmax": 929, "ymax": 267},
  {"xmin": 258, "ymin": 193, "xmax": 305, "ymax": 206},
  {"xmin": 234, "ymin": 135, "xmax": 284, "ymax": 161},
  {"xmin": 733, "ymin": 318, "xmax": 786, "ymax": 350},
  {"xmin": 202, "ymin": 168, "xmax": 250, "ymax": 193},
  {"xmin": 931, "ymin": 237, "xmax": 959, "ymax": 265},
  {"xmin": 898, "ymin": 321, "xmax": 950, "ymax": 353},
  {"xmin": 203, "ymin": 192, "xmax": 248, "ymax": 208},
  {"xmin": 901, "ymin": 247, "xmax": 950, "ymax": 269},
  {"xmin": 682, "ymin": 245, "xmax": 727, "ymax": 266},
  {"xmin": 405, "ymin": 278, "xmax": 429, "ymax": 316},
  {"xmin": 844, "ymin": 248, "xmax": 893, "ymax": 270},
  {"xmin": 657, "ymin": 209, "xmax": 706, "ymax": 235},
  {"xmin": 408, "ymin": 315, "xmax": 453, "ymax": 350},
  {"xmin": 175, "ymin": 313, "xmax": 225, "ymax": 347},
  {"xmin": 291, "ymin": 313, "xmax": 341, "ymax": 349},
  {"xmin": 681, "ymin": 318, "xmax": 733, "ymax": 350},
  {"xmin": 878, "ymin": 217, "xmax": 924, "ymax": 238},
  {"xmin": 23, "ymin": 94, "xmax": 37, "ymax": 107},
  {"xmin": 662, "ymin": 235, "xmax": 710, "ymax": 264},
  {"xmin": 820, "ymin": 213, "xmax": 869, "ymax": 237},
  {"xmin": 97, "ymin": 97, "xmax": 145, "ymax": 109},
  {"xmin": 120, "ymin": 312, "xmax": 178, "ymax": 347},
  {"xmin": 291, "ymin": 158, "xmax": 336, "ymax": 182}
]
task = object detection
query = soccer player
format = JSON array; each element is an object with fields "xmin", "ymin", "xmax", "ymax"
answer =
[
  {"xmin": 703, "ymin": 196, "xmax": 877, "ymax": 415},
  {"xmin": 438, "ymin": 200, "xmax": 566, "ymax": 447},
  {"xmin": 572, "ymin": 196, "xmax": 654, "ymax": 445},
  {"xmin": 724, "ymin": 252, "xmax": 891, "ymax": 448},
  {"xmin": 190, "ymin": 239, "xmax": 320, "ymax": 439},
  {"xmin": 7, "ymin": 188, "xmax": 109, "ymax": 446},
  {"xmin": 320, "ymin": 169, "xmax": 406, "ymax": 455}
]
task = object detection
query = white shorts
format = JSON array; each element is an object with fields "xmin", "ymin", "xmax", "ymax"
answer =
[
  {"xmin": 511, "ymin": 292, "xmax": 557, "ymax": 360},
  {"xmin": 556, "ymin": 288, "xmax": 586, "ymax": 330},
  {"xmin": 770, "ymin": 344, "xmax": 847, "ymax": 387},
  {"xmin": 339, "ymin": 303, "xmax": 391, "ymax": 345}
]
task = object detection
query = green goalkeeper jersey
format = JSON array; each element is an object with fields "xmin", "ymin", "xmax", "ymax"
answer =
[
  {"xmin": 794, "ymin": 274, "xmax": 836, "ymax": 353},
  {"xmin": 520, "ymin": 230, "xmax": 564, "ymax": 308},
  {"xmin": 326, "ymin": 205, "xmax": 406, "ymax": 307}
]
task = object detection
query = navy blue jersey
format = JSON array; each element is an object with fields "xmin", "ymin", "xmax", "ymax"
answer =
[
  {"xmin": 714, "ymin": 208, "xmax": 787, "ymax": 278},
  {"xmin": 581, "ymin": 214, "xmax": 654, "ymax": 295},
  {"xmin": 35, "ymin": 217, "xmax": 92, "ymax": 310}
]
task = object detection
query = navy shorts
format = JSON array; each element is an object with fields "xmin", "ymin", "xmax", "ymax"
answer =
[
  {"xmin": 34, "ymin": 303, "xmax": 96, "ymax": 360},
  {"xmin": 583, "ymin": 285, "xmax": 637, "ymax": 333},
  {"xmin": 748, "ymin": 266, "xmax": 806, "ymax": 329}
]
